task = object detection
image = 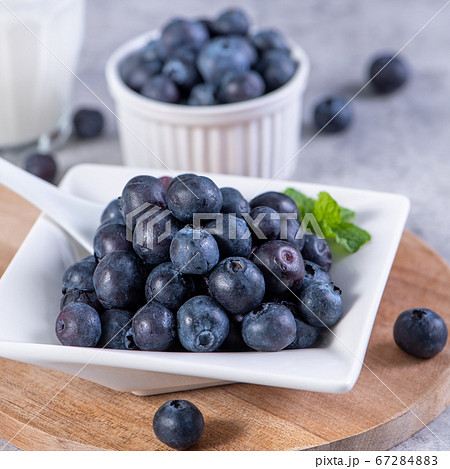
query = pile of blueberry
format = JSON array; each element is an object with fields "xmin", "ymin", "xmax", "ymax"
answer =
[
  {"xmin": 56, "ymin": 173, "xmax": 343, "ymax": 353},
  {"xmin": 121, "ymin": 8, "xmax": 298, "ymax": 105}
]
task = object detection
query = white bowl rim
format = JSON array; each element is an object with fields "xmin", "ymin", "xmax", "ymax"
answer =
[{"xmin": 105, "ymin": 29, "xmax": 310, "ymax": 117}]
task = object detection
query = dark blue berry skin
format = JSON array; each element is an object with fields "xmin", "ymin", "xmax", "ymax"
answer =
[
  {"xmin": 250, "ymin": 240, "xmax": 305, "ymax": 298},
  {"xmin": 208, "ymin": 257, "xmax": 265, "ymax": 316},
  {"xmin": 133, "ymin": 213, "xmax": 180, "ymax": 267},
  {"xmin": 167, "ymin": 174, "xmax": 223, "ymax": 223},
  {"xmin": 73, "ymin": 109, "xmax": 104, "ymax": 139},
  {"xmin": 55, "ymin": 303, "xmax": 102, "ymax": 347},
  {"xmin": 161, "ymin": 19, "xmax": 209, "ymax": 56},
  {"xmin": 145, "ymin": 262, "xmax": 195, "ymax": 311},
  {"xmin": 170, "ymin": 227, "xmax": 220, "ymax": 275},
  {"xmin": 60, "ymin": 289, "xmax": 102, "ymax": 313},
  {"xmin": 249, "ymin": 191, "xmax": 300, "ymax": 219},
  {"xmin": 93, "ymin": 251, "xmax": 145, "ymax": 310},
  {"xmin": 159, "ymin": 176, "xmax": 173, "ymax": 192},
  {"xmin": 141, "ymin": 40, "xmax": 166, "ymax": 62},
  {"xmin": 187, "ymin": 83, "xmax": 217, "ymax": 106},
  {"xmin": 24, "ymin": 152, "xmax": 57, "ymax": 183},
  {"xmin": 393, "ymin": 308, "xmax": 447, "ymax": 359},
  {"xmin": 369, "ymin": 55, "xmax": 409, "ymax": 94},
  {"xmin": 314, "ymin": 96, "xmax": 352, "ymax": 133},
  {"xmin": 205, "ymin": 214, "xmax": 252, "ymax": 258},
  {"xmin": 177, "ymin": 295, "xmax": 229, "ymax": 352},
  {"xmin": 220, "ymin": 187, "xmax": 250, "ymax": 218},
  {"xmin": 101, "ymin": 198, "xmax": 124, "ymax": 226},
  {"xmin": 153, "ymin": 400, "xmax": 204, "ymax": 450},
  {"xmin": 132, "ymin": 301, "xmax": 175, "ymax": 351},
  {"xmin": 247, "ymin": 206, "xmax": 281, "ymax": 242},
  {"xmin": 279, "ymin": 218, "xmax": 305, "ymax": 252},
  {"xmin": 302, "ymin": 234, "xmax": 332, "ymax": 272},
  {"xmin": 212, "ymin": 9, "xmax": 249, "ymax": 36},
  {"xmin": 97, "ymin": 309, "xmax": 134, "ymax": 349},
  {"xmin": 296, "ymin": 283, "xmax": 343, "ymax": 328},
  {"xmin": 62, "ymin": 259, "xmax": 97, "ymax": 294},
  {"xmin": 121, "ymin": 175, "xmax": 167, "ymax": 230},
  {"xmin": 140, "ymin": 75, "xmax": 180, "ymax": 103},
  {"xmin": 218, "ymin": 70, "xmax": 265, "ymax": 103},
  {"xmin": 252, "ymin": 29, "xmax": 289, "ymax": 54},
  {"xmin": 197, "ymin": 36, "xmax": 256, "ymax": 85},
  {"xmin": 257, "ymin": 50, "xmax": 296, "ymax": 92},
  {"xmin": 93, "ymin": 222, "xmax": 133, "ymax": 261},
  {"xmin": 286, "ymin": 317, "xmax": 321, "ymax": 349},
  {"xmin": 124, "ymin": 59, "xmax": 163, "ymax": 92},
  {"xmin": 162, "ymin": 59, "xmax": 200, "ymax": 91},
  {"xmin": 218, "ymin": 320, "xmax": 251, "ymax": 352},
  {"xmin": 300, "ymin": 260, "xmax": 332, "ymax": 290},
  {"xmin": 241, "ymin": 302, "xmax": 296, "ymax": 351}
]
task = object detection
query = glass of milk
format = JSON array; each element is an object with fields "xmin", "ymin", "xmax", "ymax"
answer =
[{"xmin": 0, "ymin": 0, "xmax": 85, "ymax": 156}]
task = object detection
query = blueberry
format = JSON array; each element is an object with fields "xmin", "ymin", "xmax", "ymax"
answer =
[
  {"xmin": 296, "ymin": 283, "xmax": 343, "ymax": 328},
  {"xmin": 314, "ymin": 96, "xmax": 352, "ymax": 133},
  {"xmin": 279, "ymin": 218, "xmax": 305, "ymax": 252},
  {"xmin": 161, "ymin": 19, "xmax": 209, "ymax": 56},
  {"xmin": 140, "ymin": 40, "xmax": 166, "ymax": 62},
  {"xmin": 220, "ymin": 187, "xmax": 250, "ymax": 218},
  {"xmin": 286, "ymin": 317, "xmax": 320, "ymax": 349},
  {"xmin": 247, "ymin": 206, "xmax": 281, "ymax": 242},
  {"xmin": 132, "ymin": 301, "xmax": 175, "ymax": 351},
  {"xmin": 187, "ymin": 83, "xmax": 217, "ymax": 106},
  {"xmin": 369, "ymin": 54, "xmax": 409, "ymax": 94},
  {"xmin": 300, "ymin": 260, "xmax": 332, "ymax": 290},
  {"xmin": 140, "ymin": 75, "xmax": 180, "ymax": 103},
  {"xmin": 167, "ymin": 174, "xmax": 222, "ymax": 223},
  {"xmin": 170, "ymin": 226, "xmax": 220, "ymax": 275},
  {"xmin": 55, "ymin": 303, "xmax": 102, "ymax": 347},
  {"xmin": 393, "ymin": 308, "xmax": 447, "ymax": 359},
  {"xmin": 166, "ymin": 45, "xmax": 198, "ymax": 64},
  {"xmin": 101, "ymin": 197, "xmax": 124, "ymax": 225},
  {"xmin": 302, "ymin": 234, "xmax": 332, "ymax": 272},
  {"xmin": 60, "ymin": 289, "xmax": 102, "ymax": 313},
  {"xmin": 249, "ymin": 191, "xmax": 300, "ymax": 219},
  {"xmin": 162, "ymin": 59, "xmax": 200, "ymax": 90},
  {"xmin": 97, "ymin": 309, "xmax": 134, "ymax": 349},
  {"xmin": 241, "ymin": 302, "xmax": 296, "ymax": 351},
  {"xmin": 145, "ymin": 262, "xmax": 195, "ymax": 311},
  {"xmin": 62, "ymin": 258, "xmax": 97, "ymax": 294},
  {"xmin": 250, "ymin": 240, "xmax": 305, "ymax": 298},
  {"xmin": 158, "ymin": 176, "xmax": 173, "ymax": 192},
  {"xmin": 153, "ymin": 400, "xmax": 204, "ymax": 450},
  {"xmin": 24, "ymin": 153, "xmax": 57, "ymax": 183},
  {"xmin": 73, "ymin": 109, "xmax": 104, "ymax": 139},
  {"xmin": 177, "ymin": 296, "xmax": 229, "ymax": 352},
  {"xmin": 133, "ymin": 212, "xmax": 180, "ymax": 267},
  {"xmin": 212, "ymin": 8, "xmax": 249, "ymax": 36},
  {"xmin": 252, "ymin": 29, "xmax": 289, "ymax": 54},
  {"xmin": 257, "ymin": 50, "xmax": 296, "ymax": 92},
  {"xmin": 208, "ymin": 257, "xmax": 265, "ymax": 316},
  {"xmin": 93, "ymin": 251, "xmax": 145, "ymax": 310},
  {"xmin": 93, "ymin": 222, "xmax": 133, "ymax": 261},
  {"xmin": 218, "ymin": 320, "xmax": 251, "ymax": 352},
  {"xmin": 123, "ymin": 58, "xmax": 163, "ymax": 92},
  {"xmin": 197, "ymin": 36, "xmax": 256, "ymax": 85},
  {"xmin": 218, "ymin": 70, "xmax": 265, "ymax": 103},
  {"xmin": 204, "ymin": 214, "xmax": 252, "ymax": 258}
]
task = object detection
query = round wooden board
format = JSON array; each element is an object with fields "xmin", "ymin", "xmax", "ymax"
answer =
[{"xmin": 0, "ymin": 187, "xmax": 448, "ymax": 451}]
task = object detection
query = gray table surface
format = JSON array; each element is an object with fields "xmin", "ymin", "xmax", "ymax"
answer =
[{"xmin": 1, "ymin": 0, "xmax": 449, "ymax": 451}]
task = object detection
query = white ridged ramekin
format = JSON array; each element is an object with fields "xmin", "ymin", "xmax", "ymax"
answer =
[{"xmin": 106, "ymin": 31, "xmax": 310, "ymax": 179}]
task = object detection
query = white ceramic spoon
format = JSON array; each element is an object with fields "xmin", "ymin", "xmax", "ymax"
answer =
[{"xmin": 0, "ymin": 158, "xmax": 103, "ymax": 252}]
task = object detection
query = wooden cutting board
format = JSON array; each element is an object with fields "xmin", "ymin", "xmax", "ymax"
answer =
[{"xmin": 0, "ymin": 185, "xmax": 448, "ymax": 451}]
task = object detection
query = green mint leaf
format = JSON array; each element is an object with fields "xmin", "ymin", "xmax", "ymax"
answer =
[
  {"xmin": 313, "ymin": 192, "xmax": 342, "ymax": 238},
  {"xmin": 284, "ymin": 188, "xmax": 315, "ymax": 218},
  {"xmin": 333, "ymin": 222, "xmax": 371, "ymax": 253},
  {"xmin": 340, "ymin": 207, "xmax": 355, "ymax": 222}
]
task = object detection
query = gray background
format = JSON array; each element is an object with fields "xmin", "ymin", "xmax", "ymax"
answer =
[{"xmin": 2, "ymin": 0, "xmax": 450, "ymax": 451}]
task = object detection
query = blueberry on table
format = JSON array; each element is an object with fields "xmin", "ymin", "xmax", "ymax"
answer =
[
  {"xmin": 145, "ymin": 262, "xmax": 195, "ymax": 311},
  {"xmin": 208, "ymin": 257, "xmax": 265, "ymax": 317},
  {"xmin": 252, "ymin": 29, "xmax": 289, "ymax": 54},
  {"xmin": 132, "ymin": 301, "xmax": 175, "ymax": 351},
  {"xmin": 257, "ymin": 50, "xmax": 296, "ymax": 92},
  {"xmin": 247, "ymin": 206, "xmax": 281, "ymax": 243},
  {"xmin": 73, "ymin": 109, "xmax": 104, "ymax": 139},
  {"xmin": 153, "ymin": 400, "xmax": 204, "ymax": 450},
  {"xmin": 62, "ymin": 258, "xmax": 97, "ymax": 294},
  {"xmin": 177, "ymin": 295, "xmax": 229, "ymax": 352},
  {"xmin": 187, "ymin": 83, "xmax": 217, "ymax": 106},
  {"xmin": 296, "ymin": 283, "xmax": 343, "ymax": 328},
  {"xmin": 249, "ymin": 191, "xmax": 300, "ymax": 219},
  {"xmin": 97, "ymin": 309, "xmax": 134, "ymax": 350},
  {"xmin": 301, "ymin": 234, "xmax": 332, "ymax": 272},
  {"xmin": 24, "ymin": 152, "xmax": 57, "ymax": 183},
  {"xmin": 100, "ymin": 197, "xmax": 124, "ymax": 226},
  {"xmin": 241, "ymin": 302, "xmax": 296, "ymax": 351},
  {"xmin": 300, "ymin": 260, "xmax": 332, "ymax": 290},
  {"xmin": 313, "ymin": 96, "xmax": 352, "ymax": 133},
  {"xmin": 140, "ymin": 75, "xmax": 180, "ymax": 103},
  {"xmin": 60, "ymin": 289, "xmax": 102, "ymax": 313},
  {"xmin": 93, "ymin": 222, "xmax": 133, "ymax": 261},
  {"xmin": 212, "ymin": 8, "xmax": 250, "ymax": 36},
  {"xmin": 55, "ymin": 303, "xmax": 102, "ymax": 347},
  {"xmin": 369, "ymin": 54, "xmax": 409, "ymax": 94},
  {"xmin": 218, "ymin": 70, "xmax": 265, "ymax": 104},
  {"xmin": 161, "ymin": 18, "xmax": 209, "ymax": 56},
  {"xmin": 393, "ymin": 308, "xmax": 447, "ymax": 359},
  {"xmin": 170, "ymin": 226, "xmax": 220, "ymax": 275},
  {"xmin": 220, "ymin": 187, "xmax": 250, "ymax": 218}
]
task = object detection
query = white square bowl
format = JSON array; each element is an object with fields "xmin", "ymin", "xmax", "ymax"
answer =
[{"xmin": 0, "ymin": 164, "xmax": 409, "ymax": 395}]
